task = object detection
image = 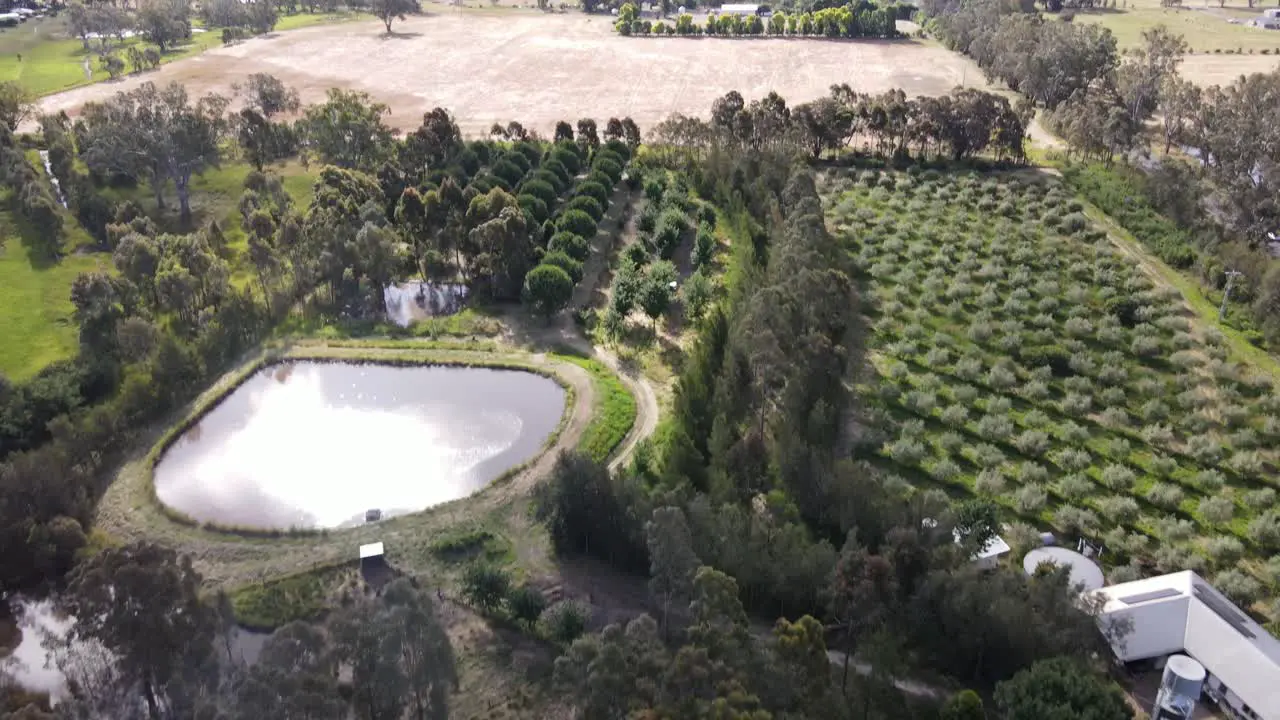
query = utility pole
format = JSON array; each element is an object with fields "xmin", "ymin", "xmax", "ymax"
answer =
[{"xmin": 1219, "ymin": 269, "xmax": 1243, "ymax": 320}]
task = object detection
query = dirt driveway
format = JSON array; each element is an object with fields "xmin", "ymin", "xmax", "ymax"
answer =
[{"xmin": 37, "ymin": 8, "xmax": 986, "ymax": 136}]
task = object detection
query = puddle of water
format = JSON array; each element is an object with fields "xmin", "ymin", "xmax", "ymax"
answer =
[{"xmin": 154, "ymin": 362, "xmax": 564, "ymax": 529}]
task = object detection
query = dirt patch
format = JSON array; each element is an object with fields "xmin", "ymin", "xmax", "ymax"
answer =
[
  {"xmin": 36, "ymin": 8, "xmax": 985, "ymax": 135},
  {"xmin": 1179, "ymin": 53, "xmax": 1280, "ymax": 87}
]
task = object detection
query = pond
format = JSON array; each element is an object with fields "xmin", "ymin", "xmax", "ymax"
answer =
[
  {"xmin": 154, "ymin": 362, "xmax": 566, "ymax": 530},
  {"xmin": 0, "ymin": 598, "xmax": 72, "ymax": 704}
]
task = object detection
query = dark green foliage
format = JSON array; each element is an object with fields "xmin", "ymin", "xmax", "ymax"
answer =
[
  {"xmin": 1017, "ymin": 344, "xmax": 1073, "ymax": 377},
  {"xmin": 533, "ymin": 452, "xmax": 649, "ymax": 573},
  {"xmin": 541, "ymin": 250, "xmax": 584, "ymax": 284},
  {"xmin": 516, "ymin": 193, "xmax": 548, "ymax": 224},
  {"xmin": 564, "ymin": 194, "xmax": 604, "ymax": 222},
  {"xmin": 574, "ymin": 180, "xmax": 610, "ymax": 208},
  {"xmin": 460, "ymin": 563, "xmax": 511, "ymax": 613},
  {"xmin": 507, "ymin": 585, "xmax": 548, "ymax": 629},
  {"xmin": 593, "ymin": 157, "xmax": 624, "ymax": 185},
  {"xmin": 519, "ymin": 178, "xmax": 557, "ymax": 207},
  {"xmin": 522, "ymin": 263, "xmax": 574, "ymax": 318},
  {"xmin": 651, "ymin": 208, "xmax": 689, "ymax": 259},
  {"xmin": 549, "ymin": 231, "xmax": 590, "ymax": 262},
  {"xmin": 556, "ymin": 209, "xmax": 597, "ymax": 240},
  {"xmin": 994, "ymin": 657, "xmax": 1133, "ymax": 720},
  {"xmin": 543, "ymin": 600, "xmax": 588, "ymax": 644},
  {"xmin": 1061, "ymin": 163, "xmax": 1197, "ymax": 269},
  {"xmin": 490, "ymin": 158, "xmax": 525, "ymax": 189},
  {"xmin": 550, "ymin": 144, "xmax": 582, "ymax": 175}
]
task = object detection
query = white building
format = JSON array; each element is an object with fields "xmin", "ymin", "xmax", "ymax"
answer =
[
  {"xmin": 965, "ymin": 532, "xmax": 1010, "ymax": 570},
  {"xmin": 1248, "ymin": 8, "xmax": 1280, "ymax": 29},
  {"xmin": 1092, "ymin": 571, "xmax": 1280, "ymax": 720},
  {"xmin": 718, "ymin": 4, "xmax": 760, "ymax": 16}
]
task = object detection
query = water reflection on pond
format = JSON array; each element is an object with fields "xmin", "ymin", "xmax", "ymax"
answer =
[
  {"xmin": 1, "ymin": 598, "xmax": 72, "ymax": 704},
  {"xmin": 154, "ymin": 362, "xmax": 565, "ymax": 529}
]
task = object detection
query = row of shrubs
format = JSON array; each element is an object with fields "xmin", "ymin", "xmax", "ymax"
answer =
[
  {"xmin": 521, "ymin": 140, "xmax": 633, "ymax": 317},
  {"xmin": 459, "ymin": 562, "xmax": 589, "ymax": 645},
  {"xmin": 617, "ymin": 5, "xmax": 898, "ymax": 38}
]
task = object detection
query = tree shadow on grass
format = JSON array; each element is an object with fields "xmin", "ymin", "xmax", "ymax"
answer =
[{"xmin": 379, "ymin": 30, "xmax": 424, "ymax": 39}]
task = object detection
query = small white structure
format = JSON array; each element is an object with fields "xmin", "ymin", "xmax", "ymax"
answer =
[
  {"xmin": 1249, "ymin": 9, "xmax": 1280, "ymax": 29},
  {"xmin": 969, "ymin": 533, "xmax": 1010, "ymax": 570},
  {"xmin": 1154, "ymin": 654, "xmax": 1207, "ymax": 720},
  {"xmin": 1092, "ymin": 571, "xmax": 1280, "ymax": 720},
  {"xmin": 359, "ymin": 541, "xmax": 384, "ymax": 561},
  {"xmin": 718, "ymin": 3, "xmax": 760, "ymax": 15},
  {"xmin": 1022, "ymin": 546, "xmax": 1105, "ymax": 591}
]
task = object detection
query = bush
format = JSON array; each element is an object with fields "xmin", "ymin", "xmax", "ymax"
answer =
[
  {"xmin": 508, "ymin": 585, "xmax": 548, "ymax": 628},
  {"xmin": 1214, "ymin": 569, "xmax": 1261, "ymax": 607},
  {"xmin": 540, "ymin": 251, "xmax": 585, "ymax": 284},
  {"xmin": 564, "ymin": 194, "xmax": 604, "ymax": 222},
  {"xmin": 888, "ymin": 437, "xmax": 928, "ymax": 466},
  {"xmin": 556, "ymin": 209, "xmax": 597, "ymax": 240},
  {"xmin": 575, "ymin": 179, "xmax": 611, "ymax": 208},
  {"xmin": 1097, "ymin": 496, "xmax": 1140, "ymax": 523},
  {"xmin": 1056, "ymin": 474, "xmax": 1094, "ymax": 501},
  {"xmin": 461, "ymin": 563, "xmax": 512, "ymax": 613},
  {"xmin": 975, "ymin": 469, "xmax": 1007, "ymax": 496},
  {"xmin": 517, "ymin": 193, "xmax": 549, "ymax": 224},
  {"xmin": 652, "ymin": 208, "xmax": 689, "ymax": 259},
  {"xmin": 1205, "ymin": 536, "xmax": 1245, "ymax": 566},
  {"xmin": 1055, "ymin": 505, "xmax": 1100, "ymax": 535},
  {"xmin": 1100, "ymin": 464, "xmax": 1136, "ymax": 491},
  {"xmin": 1015, "ymin": 484, "xmax": 1048, "ymax": 513},
  {"xmin": 976, "ymin": 414, "xmax": 1015, "ymax": 442},
  {"xmin": 593, "ymin": 157, "xmax": 624, "ymax": 185},
  {"xmin": 548, "ymin": 232, "xmax": 589, "ymax": 262},
  {"xmin": 1249, "ymin": 511, "xmax": 1280, "ymax": 551},
  {"xmin": 520, "ymin": 179, "xmax": 557, "ymax": 208},
  {"xmin": 544, "ymin": 600, "xmax": 589, "ymax": 644}
]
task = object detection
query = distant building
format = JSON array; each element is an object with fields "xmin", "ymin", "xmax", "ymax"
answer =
[
  {"xmin": 1249, "ymin": 9, "xmax": 1280, "ymax": 29},
  {"xmin": 1092, "ymin": 571, "xmax": 1280, "ymax": 720},
  {"xmin": 718, "ymin": 3, "xmax": 768, "ymax": 16}
]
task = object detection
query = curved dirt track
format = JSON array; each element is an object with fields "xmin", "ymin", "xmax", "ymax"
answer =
[{"xmin": 37, "ymin": 9, "xmax": 986, "ymax": 136}]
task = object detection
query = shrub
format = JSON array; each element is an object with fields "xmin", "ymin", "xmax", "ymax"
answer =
[
  {"xmin": 556, "ymin": 209, "xmax": 597, "ymax": 240},
  {"xmin": 549, "ymin": 232, "xmax": 589, "ymax": 262},
  {"xmin": 1148, "ymin": 455, "xmax": 1178, "ymax": 477},
  {"xmin": 508, "ymin": 585, "xmax": 548, "ymax": 628},
  {"xmin": 593, "ymin": 158, "xmax": 624, "ymax": 185},
  {"xmin": 1249, "ymin": 511, "xmax": 1280, "ymax": 551},
  {"xmin": 940, "ymin": 404, "xmax": 970, "ymax": 427},
  {"xmin": 1021, "ymin": 380, "xmax": 1050, "ymax": 401},
  {"xmin": 564, "ymin": 194, "xmax": 605, "ymax": 222},
  {"xmin": 1061, "ymin": 394, "xmax": 1092, "ymax": 417},
  {"xmin": 1195, "ymin": 470, "xmax": 1226, "ymax": 492},
  {"xmin": 1214, "ymin": 569, "xmax": 1261, "ymax": 607},
  {"xmin": 1245, "ymin": 488, "xmax": 1277, "ymax": 507},
  {"xmin": 1056, "ymin": 448, "xmax": 1092, "ymax": 472},
  {"xmin": 971, "ymin": 444, "xmax": 1005, "ymax": 469},
  {"xmin": 1097, "ymin": 496, "xmax": 1140, "ymax": 523},
  {"xmin": 1022, "ymin": 409, "xmax": 1050, "ymax": 428},
  {"xmin": 1056, "ymin": 474, "xmax": 1094, "ymax": 501},
  {"xmin": 936, "ymin": 432, "xmax": 965, "ymax": 455},
  {"xmin": 544, "ymin": 600, "xmax": 589, "ymax": 644},
  {"xmin": 975, "ymin": 469, "xmax": 1007, "ymax": 496},
  {"xmin": 888, "ymin": 437, "xmax": 928, "ymax": 466},
  {"xmin": 1015, "ymin": 484, "xmax": 1048, "ymax": 513},
  {"xmin": 1156, "ymin": 516, "xmax": 1197, "ymax": 542},
  {"xmin": 461, "ymin": 563, "xmax": 512, "ymax": 613},
  {"xmin": 932, "ymin": 459, "xmax": 961, "ymax": 482},
  {"xmin": 518, "ymin": 194, "xmax": 549, "ymax": 224},
  {"xmin": 987, "ymin": 396, "xmax": 1012, "ymax": 415},
  {"xmin": 1013, "ymin": 430, "xmax": 1051, "ymax": 456},
  {"xmin": 540, "ymin": 251, "xmax": 584, "ymax": 284},
  {"xmin": 1100, "ymin": 464, "xmax": 1136, "ymax": 491},
  {"xmin": 1016, "ymin": 462, "xmax": 1050, "ymax": 485},
  {"xmin": 1059, "ymin": 422, "xmax": 1090, "ymax": 444},
  {"xmin": 652, "ymin": 208, "xmax": 689, "ymax": 259},
  {"xmin": 1186, "ymin": 436, "xmax": 1223, "ymax": 464},
  {"xmin": 1055, "ymin": 505, "xmax": 1099, "ymax": 535},
  {"xmin": 1131, "ymin": 335, "xmax": 1163, "ymax": 358},
  {"xmin": 520, "ymin": 178, "xmax": 557, "ymax": 208},
  {"xmin": 1099, "ymin": 407, "xmax": 1129, "ymax": 428},
  {"xmin": 1227, "ymin": 451, "xmax": 1264, "ymax": 476},
  {"xmin": 1205, "ymin": 536, "xmax": 1245, "ymax": 566},
  {"xmin": 953, "ymin": 385, "xmax": 979, "ymax": 404},
  {"xmin": 976, "ymin": 414, "xmax": 1015, "ymax": 441}
]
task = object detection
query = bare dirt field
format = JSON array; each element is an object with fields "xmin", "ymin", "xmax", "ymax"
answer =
[
  {"xmin": 1179, "ymin": 53, "xmax": 1280, "ymax": 87},
  {"xmin": 36, "ymin": 8, "xmax": 986, "ymax": 135}
]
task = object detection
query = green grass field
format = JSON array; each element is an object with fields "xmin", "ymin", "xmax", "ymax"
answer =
[
  {"xmin": 1071, "ymin": 1, "xmax": 1280, "ymax": 52},
  {"xmin": 0, "ymin": 12, "xmax": 365, "ymax": 97}
]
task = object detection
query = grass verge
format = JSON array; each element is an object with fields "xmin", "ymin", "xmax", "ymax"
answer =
[
  {"xmin": 230, "ymin": 560, "xmax": 356, "ymax": 631},
  {"xmin": 555, "ymin": 352, "xmax": 636, "ymax": 463}
]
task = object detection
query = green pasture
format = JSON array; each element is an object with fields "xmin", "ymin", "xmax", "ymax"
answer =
[{"xmin": 1071, "ymin": 1, "xmax": 1280, "ymax": 52}]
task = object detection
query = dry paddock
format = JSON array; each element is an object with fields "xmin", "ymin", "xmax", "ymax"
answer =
[{"xmin": 36, "ymin": 8, "xmax": 987, "ymax": 136}]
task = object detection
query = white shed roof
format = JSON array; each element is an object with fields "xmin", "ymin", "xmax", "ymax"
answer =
[
  {"xmin": 359, "ymin": 542, "xmax": 384, "ymax": 559},
  {"xmin": 1092, "ymin": 571, "xmax": 1280, "ymax": 720},
  {"xmin": 720, "ymin": 4, "xmax": 759, "ymax": 11}
]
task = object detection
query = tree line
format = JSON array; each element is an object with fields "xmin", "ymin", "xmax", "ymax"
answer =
[
  {"xmin": 615, "ymin": 0, "xmax": 900, "ymax": 37},
  {"xmin": 924, "ymin": 0, "xmax": 1280, "ymax": 351},
  {"xmin": 653, "ymin": 86, "xmax": 1027, "ymax": 164}
]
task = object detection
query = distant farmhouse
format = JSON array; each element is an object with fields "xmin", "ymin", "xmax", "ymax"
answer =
[{"xmin": 1249, "ymin": 8, "xmax": 1280, "ymax": 30}]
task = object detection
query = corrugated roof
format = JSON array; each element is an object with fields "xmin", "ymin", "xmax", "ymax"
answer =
[{"xmin": 1094, "ymin": 571, "xmax": 1280, "ymax": 720}]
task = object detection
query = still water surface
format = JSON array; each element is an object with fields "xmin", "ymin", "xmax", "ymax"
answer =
[{"xmin": 154, "ymin": 362, "xmax": 565, "ymax": 529}]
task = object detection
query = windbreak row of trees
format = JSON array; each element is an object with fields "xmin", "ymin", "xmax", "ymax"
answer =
[
  {"xmin": 535, "ymin": 97, "xmax": 1130, "ymax": 716},
  {"xmin": 653, "ymin": 86, "xmax": 1027, "ymax": 163},
  {"xmin": 615, "ymin": 0, "xmax": 899, "ymax": 37},
  {"xmin": 924, "ymin": 0, "xmax": 1280, "ymax": 349}
]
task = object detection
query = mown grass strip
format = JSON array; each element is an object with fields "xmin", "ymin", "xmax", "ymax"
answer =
[
  {"xmin": 554, "ymin": 354, "xmax": 636, "ymax": 463},
  {"xmin": 230, "ymin": 560, "xmax": 355, "ymax": 631}
]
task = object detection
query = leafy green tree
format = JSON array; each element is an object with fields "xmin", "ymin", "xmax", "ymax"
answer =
[
  {"xmin": 522, "ymin": 263, "xmax": 574, "ymax": 319},
  {"xmin": 137, "ymin": 0, "xmax": 190, "ymax": 52},
  {"xmin": 646, "ymin": 506, "xmax": 701, "ymax": 636},
  {"xmin": 994, "ymin": 657, "xmax": 1132, "ymax": 720},
  {"xmin": 237, "ymin": 73, "xmax": 300, "ymax": 118},
  {"xmin": 371, "ymin": 0, "xmax": 420, "ymax": 33},
  {"xmin": 80, "ymin": 82, "xmax": 227, "ymax": 224},
  {"xmin": 0, "ymin": 81, "xmax": 35, "ymax": 131},
  {"xmin": 682, "ymin": 269, "xmax": 713, "ymax": 321},
  {"xmin": 63, "ymin": 543, "xmax": 218, "ymax": 720},
  {"xmin": 229, "ymin": 621, "xmax": 344, "ymax": 720},
  {"xmin": 639, "ymin": 260, "xmax": 677, "ymax": 329},
  {"xmin": 942, "ymin": 690, "xmax": 986, "ymax": 720},
  {"xmin": 544, "ymin": 600, "xmax": 589, "ymax": 644},
  {"xmin": 299, "ymin": 89, "xmax": 394, "ymax": 170},
  {"xmin": 383, "ymin": 578, "xmax": 458, "ymax": 720},
  {"xmin": 508, "ymin": 585, "xmax": 548, "ymax": 629},
  {"xmin": 461, "ymin": 563, "xmax": 511, "ymax": 613}
]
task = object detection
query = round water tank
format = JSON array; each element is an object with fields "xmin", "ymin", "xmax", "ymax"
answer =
[
  {"xmin": 1022, "ymin": 546, "xmax": 1105, "ymax": 591},
  {"xmin": 1162, "ymin": 655, "xmax": 1206, "ymax": 698}
]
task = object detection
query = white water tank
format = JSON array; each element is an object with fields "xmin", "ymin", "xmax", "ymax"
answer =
[{"xmin": 1153, "ymin": 654, "xmax": 1205, "ymax": 720}]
